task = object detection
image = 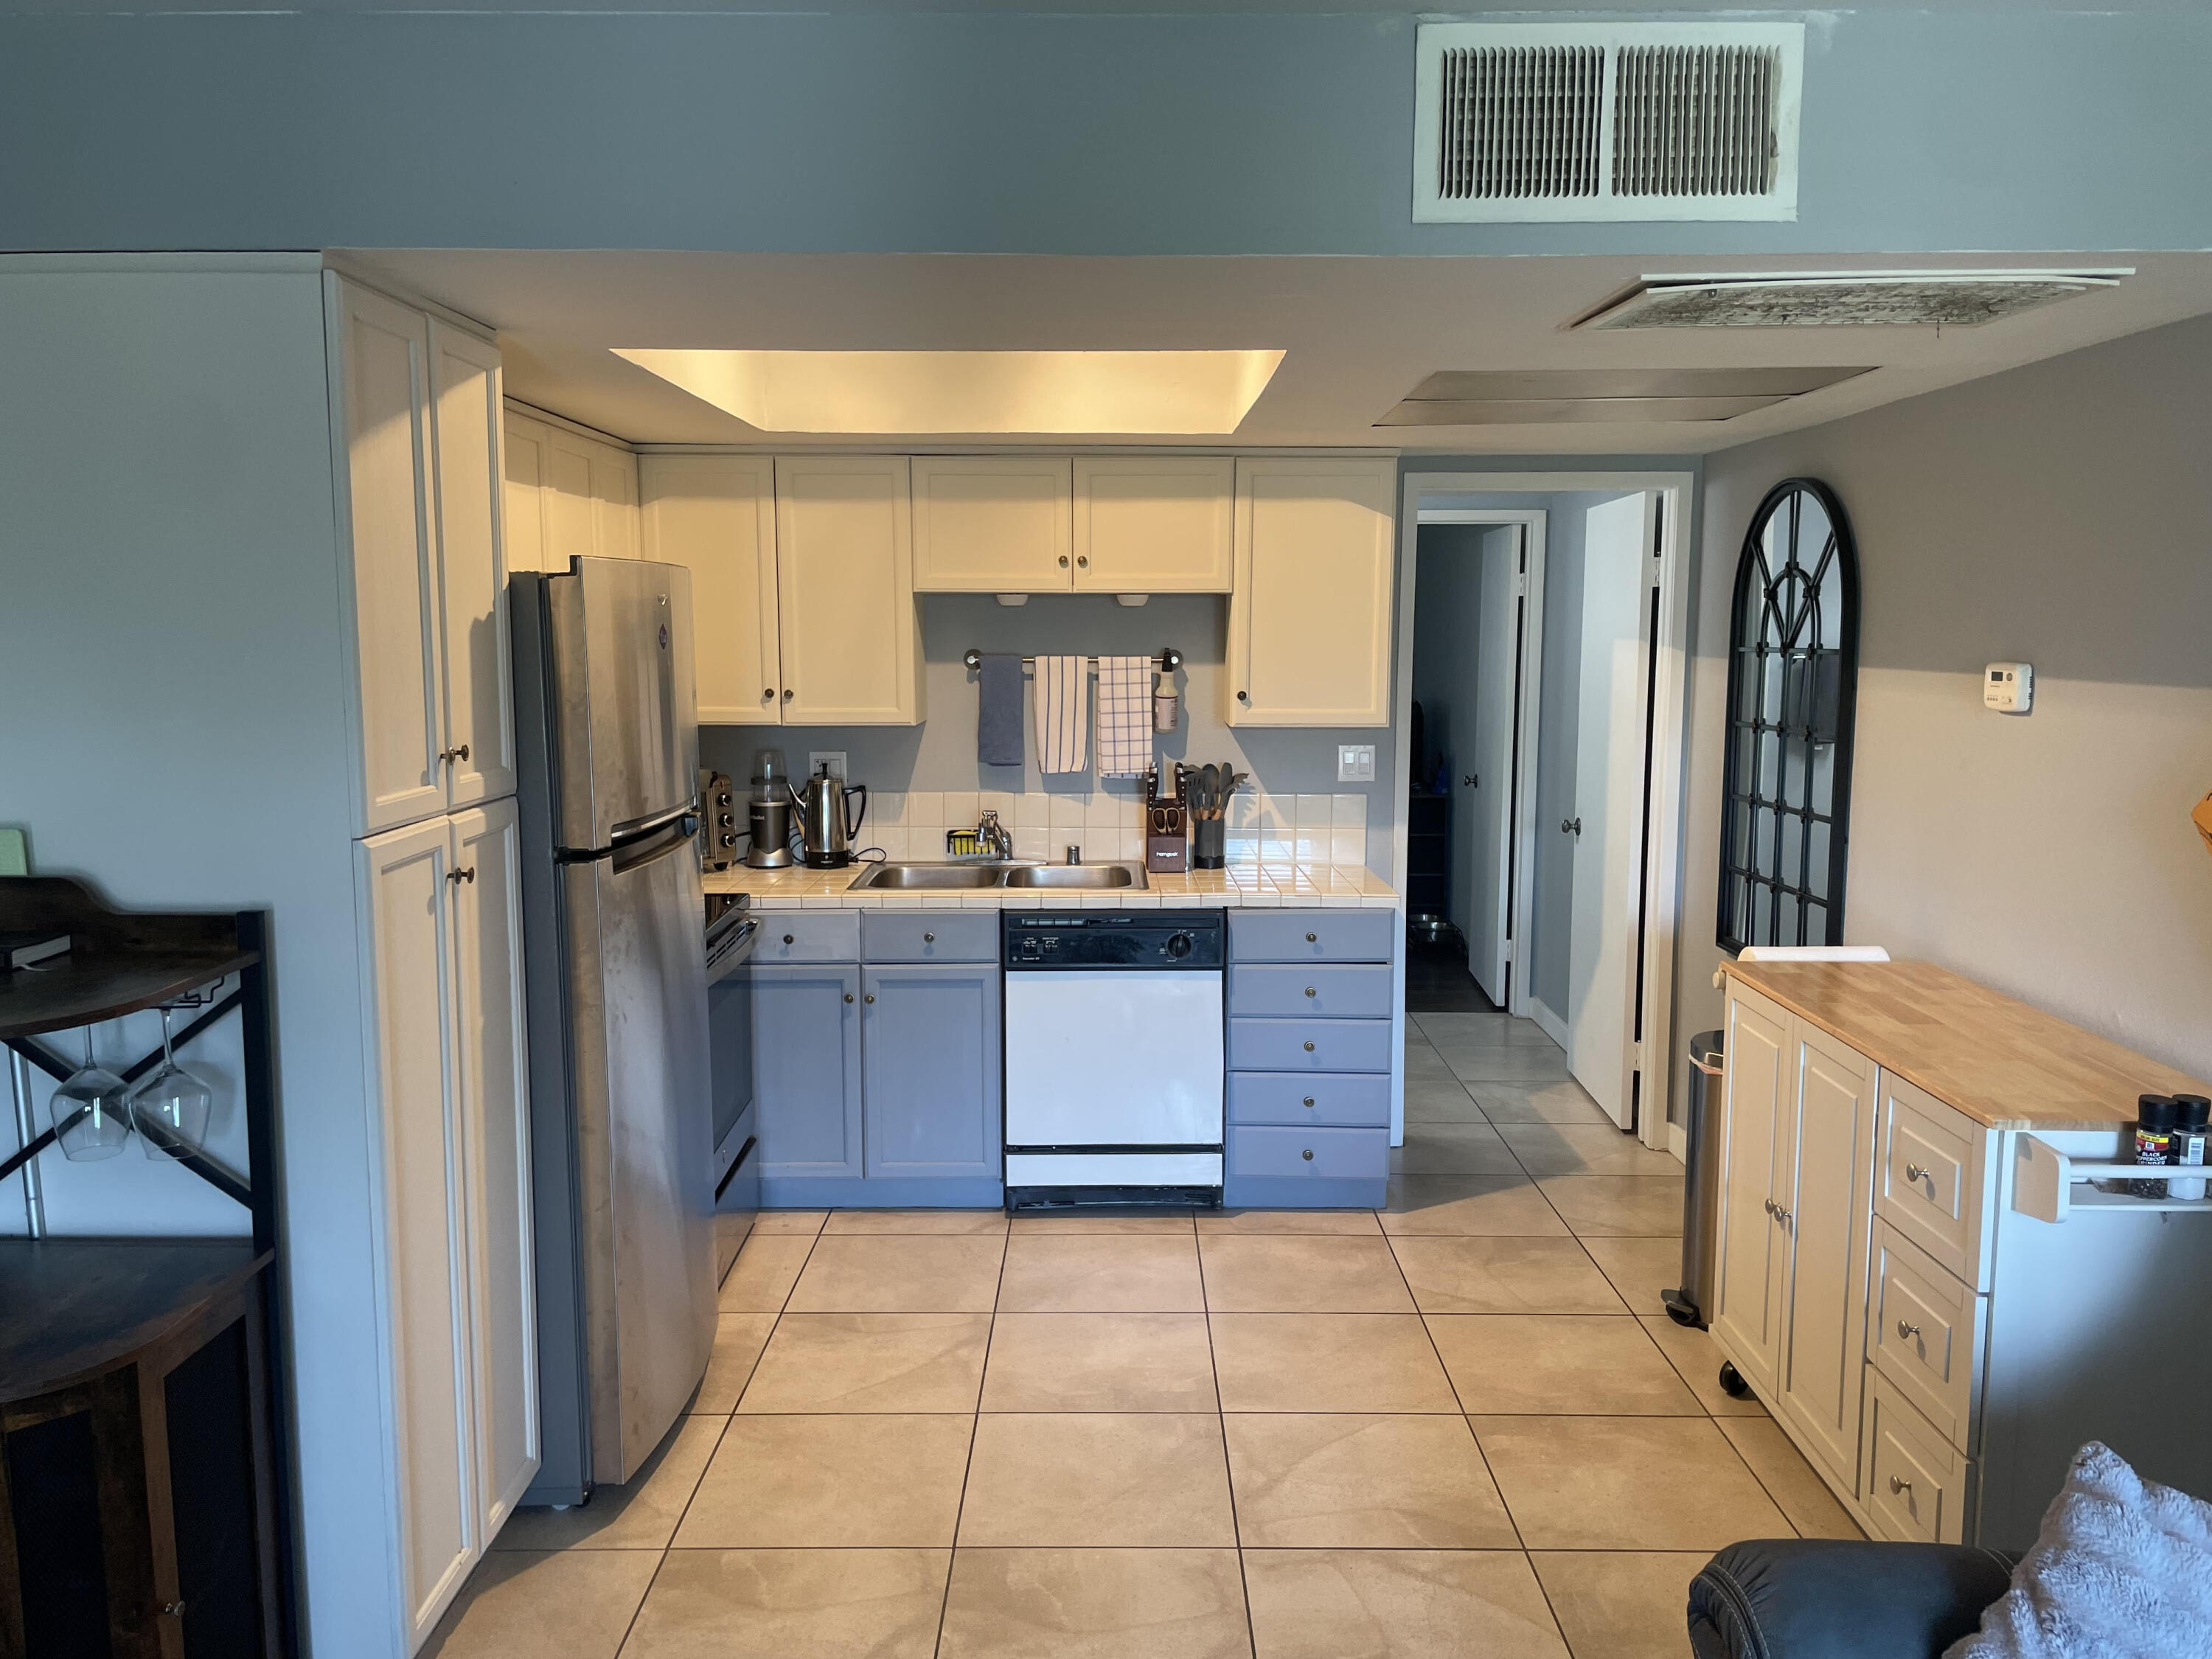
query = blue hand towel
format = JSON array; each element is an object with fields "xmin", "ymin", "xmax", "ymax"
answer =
[{"xmin": 978, "ymin": 653, "xmax": 1024, "ymax": 768}]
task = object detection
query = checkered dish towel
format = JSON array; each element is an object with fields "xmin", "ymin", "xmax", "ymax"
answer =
[
  {"xmin": 1094, "ymin": 655, "xmax": 1154, "ymax": 777},
  {"xmin": 1034, "ymin": 655, "xmax": 1088, "ymax": 773}
]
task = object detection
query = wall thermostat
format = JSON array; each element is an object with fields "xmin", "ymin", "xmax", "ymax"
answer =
[{"xmin": 1983, "ymin": 663, "xmax": 2033, "ymax": 714}]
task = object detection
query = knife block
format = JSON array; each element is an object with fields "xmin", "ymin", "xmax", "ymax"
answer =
[{"xmin": 1144, "ymin": 768, "xmax": 1189, "ymax": 874}]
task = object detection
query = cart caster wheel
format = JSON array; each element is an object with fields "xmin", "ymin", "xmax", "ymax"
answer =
[
  {"xmin": 1661, "ymin": 1289, "xmax": 1700, "ymax": 1328},
  {"xmin": 1718, "ymin": 1361, "xmax": 1755, "ymax": 1401}
]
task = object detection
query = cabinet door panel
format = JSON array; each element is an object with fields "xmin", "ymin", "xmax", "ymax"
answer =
[
  {"xmin": 591, "ymin": 442, "xmax": 640, "ymax": 560},
  {"xmin": 334, "ymin": 276, "xmax": 445, "ymax": 834},
  {"xmin": 544, "ymin": 430, "xmax": 599, "ymax": 568},
  {"xmin": 449, "ymin": 801, "xmax": 538, "ymax": 1534},
  {"xmin": 912, "ymin": 456, "xmax": 1072, "ymax": 591},
  {"xmin": 862, "ymin": 964, "xmax": 1002, "ymax": 1182},
  {"xmin": 1228, "ymin": 459, "xmax": 1395, "ymax": 727},
  {"xmin": 357, "ymin": 818, "xmax": 475, "ymax": 1641},
  {"xmin": 1777, "ymin": 1029, "xmax": 1877, "ymax": 1490},
  {"xmin": 1713, "ymin": 990, "xmax": 1788, "ymax": 1391},
  {"xmin": 431, "ymin": 324, "xmax": 517, "ymax": 807},
  {"xmin": 501, "ymin": 411, "xmax": 552, "ymax": 575},
  {"xmin": 1074, "ymin": 456, "xmax": 1234, "ymax": 592},
  {"xmin": 641, "ymin": 455, "xmax": 782, "ymax": 726},
  {"xmin": 754, "ymin": 963, "xmax": 864, "ymax": 1178},
  {"xmin": 774, "ymin": 456, "xmax": 922, "ymax": 724}
]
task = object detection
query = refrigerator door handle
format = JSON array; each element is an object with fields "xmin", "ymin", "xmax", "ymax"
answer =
[
  {"xmin": 611, "ymin": 813, "xmax": 700, "ymax": 876},
  {"xmin": 611, "ymin": 800, "xmax": 700, "ymax": 845}
]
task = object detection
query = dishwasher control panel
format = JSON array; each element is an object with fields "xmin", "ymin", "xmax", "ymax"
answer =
[{"xmin": 1002, "ymin": 910, "xmax": 1225, "ymax": 970}]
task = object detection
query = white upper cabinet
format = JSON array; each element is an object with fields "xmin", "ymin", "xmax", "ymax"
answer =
[
  {"xmin": 1227, "ymin": 457, "xmax": 1397, "ymax": 727},
  {"xmin": 429, "ymin": 322, "xmax": 515, "ymax": 807},
  {"xmin": 501, "ymin": 411, "xmax": 552, "ymax": 574},
  {"xmin": 911, "ymin": 456, "xmax": 1073, "ymax": 592},
  {"xmin": 504, "ymin": 403, "xmax": 640, "ymax": 571},
  {"xmin": 1073, "ymin": 456, "xmax": 1235, "ymax": 592},
  {"xmin": 334, "ymin": 276, "xmax": 448, "ymax": 834},
  {"xmin": 773, "ymin": 456, "xmax": 924, "ymax": 726},
  {"xmin": 640, "ymin": 455, "xmax": 782, "ymax": 726}
]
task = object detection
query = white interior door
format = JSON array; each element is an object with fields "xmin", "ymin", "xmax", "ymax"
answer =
[
  {"xmin": 1568, "ymin": 493, "xmax": 1655, "ymax": 1128},
  {"xmin": 1466, "ymin": 526, "xmax": 1518, "ymax": 1004}
]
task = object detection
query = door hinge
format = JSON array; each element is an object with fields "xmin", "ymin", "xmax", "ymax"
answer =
[
  {"xmin": 1512, "ymin": 573, "xmax": 1529, "ymax": 597},
  {"xmin": 1503, "ymin": 937, "xmax": 1516, "ymax": 963}
]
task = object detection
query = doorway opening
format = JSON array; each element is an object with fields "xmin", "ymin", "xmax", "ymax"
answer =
[{"xmin": 1391, "ymin": 472, "xmax": 1694, "ymax": 1156}]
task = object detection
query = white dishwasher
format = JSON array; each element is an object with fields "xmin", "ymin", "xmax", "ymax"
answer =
[{"xmin": 1001, "ymin": 909, "xmax": 1225, "ymax": 1206}]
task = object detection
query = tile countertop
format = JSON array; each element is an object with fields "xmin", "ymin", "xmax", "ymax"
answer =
[{"xmin": 703, "ymin": 863, "xmax": 1399, "ymax": 910}]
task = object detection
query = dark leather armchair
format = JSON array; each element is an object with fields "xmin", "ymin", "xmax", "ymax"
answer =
[{"xmin": 1688, "ymin": 1540, "xmax": 2019, "ymax": 1659}]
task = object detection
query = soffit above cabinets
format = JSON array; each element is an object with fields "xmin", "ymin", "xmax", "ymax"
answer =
[{"xmin": 1376, "ymin": 365, "xmax": 1874, "ymax": 425}]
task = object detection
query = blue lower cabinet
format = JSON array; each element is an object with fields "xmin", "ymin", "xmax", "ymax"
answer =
[
  {"xmin": 1228, "ymin": 1071, "xmax": 1391, "ymax": 1128},
  {"xmin": 1228, "ymin": 1017, "xmax": 1394, "ymax": 1074},
  {"xmin": 1224, "ymin": 1124, "xmax": 1389, "ymax": 1208},
  {"xmin": 754, "ymin": 963, "xmax": 864, "ymax": 1183},
  {"xmin": 861, "ymin": 964, "xmax": 1002, "ymax": 1189}
]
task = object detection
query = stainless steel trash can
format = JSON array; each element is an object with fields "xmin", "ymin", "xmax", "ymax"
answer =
[{"xmin": 1664, "ymin": 1030, "xmax": 1727, "ymax": 1328}]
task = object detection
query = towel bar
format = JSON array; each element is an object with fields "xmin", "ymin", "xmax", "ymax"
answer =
[{"xmin": 963, "ymin": 647, "xmax": 1181, "ymax": 673}]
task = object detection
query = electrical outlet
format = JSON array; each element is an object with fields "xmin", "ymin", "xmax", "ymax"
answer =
[
  {"xmin": 807, "ymin": 751, "xmax": 848, "ymax": 779},
  {"xmin": 1338, "ymin": 744, "xmax": 1377, "ymax": 784}
]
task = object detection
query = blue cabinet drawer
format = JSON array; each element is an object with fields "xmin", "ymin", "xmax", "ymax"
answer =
[
  {"xmin": 1228, "ymin": 1124, "xmax": 1390, "ymax": 1181},
  {"xmin": 1228, "ymin": 964, "xmax": 1392, "ymax": 1020},
  {"xmin": 1229, "ymin": 909, "xmax": 1394, "ymax": 964},
  {"xmin": 1228, "ymin": 1071, "xmax": 1391, "ymax": 1127},
  {"xmin": 758, "ymin": 911, "xmax": 861, "ymax": 963},
  {"xmin": 1228, "ymin": 1018, "xmax": 1392, "ymax": 1074},
  {"xmin": 860, "ymin": 911, "xmax": 999, "ymax": 964}
]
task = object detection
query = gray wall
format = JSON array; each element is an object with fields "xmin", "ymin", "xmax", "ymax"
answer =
[
  {"xmin": 1411, "ymin": 524, "xmax": 1487, "ymax": 934},
  {"xmin": 1679, "ymin": 313, "xmax": 2212, "ymax": 1114},
  {"xmin": 5, "ymin": 10, "xmax": 2212, "ymax": 256},
  {"xmin": 700, "ymin": 590, "xmax": 1397, "ymax": 873}
]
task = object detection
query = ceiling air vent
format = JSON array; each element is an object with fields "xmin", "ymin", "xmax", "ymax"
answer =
[{"xmin": 1414, "ymin": 22, "xmax": 1802, "ymax": 224}]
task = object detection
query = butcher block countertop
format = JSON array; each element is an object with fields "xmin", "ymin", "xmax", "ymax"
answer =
[{"xmin": 1721, "ymin": 959, "xmax": 2211, "ymax": 1132}]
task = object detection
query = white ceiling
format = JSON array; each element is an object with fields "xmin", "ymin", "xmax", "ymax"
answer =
[{"xmin": 347, "ymin": 247, "xmax": 2212, "ymax": 455}]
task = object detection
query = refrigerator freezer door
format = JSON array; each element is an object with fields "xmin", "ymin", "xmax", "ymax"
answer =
[
  {"xmin": 559, "ymin": 821, "xmax": 715, "ymax": 1484},
  {"xmin": 544, "ymin": 556, "xmax": 699, "ymax": 850}
]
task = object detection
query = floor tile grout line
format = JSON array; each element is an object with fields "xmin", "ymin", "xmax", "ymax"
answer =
[
  {"xmin": 929, "ymin": 1213, "xmax": 1012, "ymax": 1658},
  {"xmin": 1197, "ymin": 1206, "xmax": 1262, "ymax": 1659}
]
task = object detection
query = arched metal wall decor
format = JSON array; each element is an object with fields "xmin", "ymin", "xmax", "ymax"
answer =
[{"xmin": 1717, "ymin": 478, "xmax": 1860, "ymax": 953}]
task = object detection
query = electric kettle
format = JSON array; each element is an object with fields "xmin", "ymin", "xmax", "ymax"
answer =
[{"xmin": 790, "ymin": 767, "xmax": 868, "ymax": 869}]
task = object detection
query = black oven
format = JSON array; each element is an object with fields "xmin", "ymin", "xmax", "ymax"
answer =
[{"xmin": 706, "ymin": 892, "xmax": 759, "ymax": 1279}]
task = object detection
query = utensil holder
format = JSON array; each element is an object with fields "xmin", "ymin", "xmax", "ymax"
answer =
[{"xmin": 1192, "ymin": 818, "xmax": 1225, "ymax": 869}]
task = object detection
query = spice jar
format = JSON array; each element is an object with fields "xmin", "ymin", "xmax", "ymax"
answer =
[
  {"xmin": 2131, "ymin": 1094, "xmax": 2177, "ymax": 1200},
  {"xmin": 2169, "ymin": 1095, "xmax": 2211, "ymax": 1203}
]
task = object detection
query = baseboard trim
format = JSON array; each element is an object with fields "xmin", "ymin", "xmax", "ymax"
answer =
[
  {"xmin": 1528, "ymin": 996, "xmax": 1570, "ymax": 1049},
  {"xmin": 759, "ymin": 1175, "xmax": 1004, "ymax": 1208},
  {"xmin": 1667, "ymin": 1121, "xmax": 1688, "ymax": 1164}
]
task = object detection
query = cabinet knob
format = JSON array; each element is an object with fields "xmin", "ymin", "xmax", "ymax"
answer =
[
  {"xmin": 922, "ymin": 931, "xmax": 935, "ymax": 943},
  {"xmin": 447, "ymin": 866, "xmax": 476, "ymax": 885},
  {"xmin": 764, "ymin": 687, "xmax": 775, "ymax": 700},
  {"xmin": 864, "ymin": 992, "xmax": 875, "ymax": 1004},
  {"xmin": 1561, "ymin": 816, "xmax": 1582, "ymax": 836},
  {"xmin": 1462, "ymin": 774, "xmax": 1476, "ymax": 787},
  {"xmin": 161, "ymin": 1601, "xmax": 187, "ymax": 1618},
  {"xmin": 1237, "ymin": 690, "xmax": 1249, "ymax": 702},
  {"xmin": 1889, "ymin": 1475, "xmax": 1913, "ymax": 1496},
  {"xmin": 784, "ymin": 933, "xmax": 796, "ymax": 945},
  {"xmin": 1305, "ymin": 931, "xmax": 1318, "ymax": 943},
  {"xmin": 782, "ymin": 689, "xmax": 795, "ymax": 700},
  {"xmin": 844, "ymin": 992, "xmax": 855, "ymax": 1004},
  {"xmin": 1058, "ymin": 555, "xmax": 1069, "ymax": 567},
  {"xmin": 439, "ymin": 743, "xmax": 471, "ymax": 765},
  {"xmin": 1774, "ymin": 1206, "xmax": 1792, "ymax": 1228},
  {"xmin": 1302, "ymin": 1096, "xmax": 1315, "ymax": 1107},
  {"xmin": 1301, "ymin": 1148, "xmax": 1314, "ymax": 1161},
  {"xmin": 1076, "ymin": 555, "xmax": 1088, "ymax": 568},
  {"xmin": 1303, "ymin": 1040, "xmax": 1316, "ymax": 1053},
  {"xmin": 1304, "ymin": 986, "xmax": 1317, "ymax": 998},
  {"xmin": 1905, "ymin": 1162, "xmax": 1930, "ymax": 1184},
  {"xmin": 1896, "ymin": 1320, "xmax": 1922, "ymax": 1342}
]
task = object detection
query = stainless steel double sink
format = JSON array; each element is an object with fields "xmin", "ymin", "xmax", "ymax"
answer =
[{"xmin": 847, "ymin": 861, "xmax": 1147, "ymax": 891}]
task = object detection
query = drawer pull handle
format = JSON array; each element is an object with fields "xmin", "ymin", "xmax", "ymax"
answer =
[
  {"xmin": 1301, "ymin": 1148, "xmax": 1314, "ymax": 1161},
  {"xmin": 1889, "ymin": 1475, "xmax": 1913, "ymax": 1496},
  {"xmin": 923, "ymin": 931, "xmax": 935, "ymax": 943},
  {"xmin": 784, "ymin": 933, "xmax": 796, "ymax": 945},
  {"xmin": 1303, "ymin": 1096, "xmax": 1316, "ymax": 1107},
  {"xmin": 844, "ymin": 992, "xmax": 855, "ymax": 1004},
  {"xmin": 864, "ymin": 992, "xmax": 875, "ymax": 1004},
  {"xmin": 1303, "ymin": 1040, "xmax": 1316, "ymax": 1053},
  {"xmin": 1897, "ymin": 1320, "xmax": 1922, "ymax": 1342},
  {"xmin": 1304, "ymin": 986, "xmax": 1317, "ymax": 998},
  {"xmin": 1905, "ymin": 1162, "xmax": 1930, "ymax": 1184},
  {"xmin": 1305, "ymin": 931, "xmax": 1318, "ymax": 942}
]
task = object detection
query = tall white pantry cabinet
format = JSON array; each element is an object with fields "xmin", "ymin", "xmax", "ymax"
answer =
[{"xmin": 329, "ymin": 271, "xmax": 539, "ymax": 1652}]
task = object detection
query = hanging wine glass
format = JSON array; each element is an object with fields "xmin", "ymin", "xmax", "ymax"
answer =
[
  {"xmin": 129, "ymin": 1005, "xmax": 214, "ymax": 1161},
  {"xmin": 52, "ymin": 1026, "xmax": 131, "ymax": 1161}
]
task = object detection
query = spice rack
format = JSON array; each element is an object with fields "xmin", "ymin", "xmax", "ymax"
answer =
[{"xmin": 2013, "ymin": 1134, "xmax": 2212, "ymax": 1222}]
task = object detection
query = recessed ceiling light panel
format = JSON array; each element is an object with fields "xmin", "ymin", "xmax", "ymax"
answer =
[
  {"xmin": 1574, "ymin": 269, "xmax": 2131, "ymax": 330},
  {"xmin": 610, "ymin": 348, "xmax": 1286, "ymax": 435}
]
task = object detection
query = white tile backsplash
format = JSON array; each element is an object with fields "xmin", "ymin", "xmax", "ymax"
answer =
[{"xmin": 811, "ymin": 787, "xmax": 1368, "ymax": 867}]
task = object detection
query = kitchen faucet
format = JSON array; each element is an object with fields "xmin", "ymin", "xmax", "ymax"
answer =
[{"xmin": 974, "ymin": 810, "xmax": 1014, "ymax": 862}]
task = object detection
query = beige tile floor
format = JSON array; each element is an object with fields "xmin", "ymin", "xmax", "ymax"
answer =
[{"xmin": 425, "ymin": 1014, "xmax": 1860, "ymax": 1659}]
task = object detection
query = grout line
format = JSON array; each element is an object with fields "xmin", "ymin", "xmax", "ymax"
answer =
[
  {"xmin": 1200, "ymin": 1213, "xmax": 1262, "ymax": 1659},
  {"xmin": 931, "ymin": 1219, "xmax": 1010, "ymax": 1658}
]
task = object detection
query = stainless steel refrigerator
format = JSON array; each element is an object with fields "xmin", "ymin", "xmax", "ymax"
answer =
[{"xmin": 511, "ymin": 556, "xmax": 714, "ymax": 1504}]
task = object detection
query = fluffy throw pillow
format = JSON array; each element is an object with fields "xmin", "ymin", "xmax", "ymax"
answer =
[{"xmin": 1947, "ymin": 1442, "xmax": 2212, "ymax": 1659}]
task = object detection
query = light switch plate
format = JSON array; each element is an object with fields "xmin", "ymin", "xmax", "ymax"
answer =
[
  {"xmin": 1338, "ymin": 744, "xmax": 1377, "ymax": 783},
  {"xmin": 807, "ymin": 751, "xmax": 849, "ymax": 779}
]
